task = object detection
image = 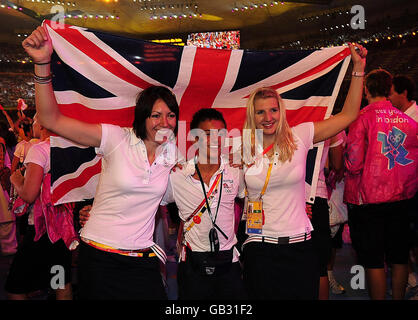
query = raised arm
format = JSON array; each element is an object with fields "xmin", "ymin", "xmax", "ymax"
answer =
[
  {"xmin": 313, "ymin": 43, "xmax": 367, "ymax": 144},
  {"xmin": 0, "ymin": 105, "xmax": 17, "ymax": 135},
  {"xmin": 22, "ymin": 26, "xmax": 101, "ymax": 147}
]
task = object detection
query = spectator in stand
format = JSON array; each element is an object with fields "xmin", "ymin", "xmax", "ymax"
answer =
[
  {"xmin": 344, "ymin": 69, "xmax": 418, "ymax": 300},
  {"xmin": 0, "ymin": 75, "xmax": 35, "ymax": 109},
  {"xmin": 389, "ymin": 75, "xmax": 417, "ymax": 122}
]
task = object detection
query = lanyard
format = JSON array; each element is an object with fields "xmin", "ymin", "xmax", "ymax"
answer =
[
  {"xmin": 194, "ymin": 162, "xmax": 228, "ymax": 240},
  {"xmin": 245, "ymin": 143, "xmax": 275, "ymax": 199},
  {"xmin": 258, "ymin": 161, "xmax": 273, "ymax": 200},
  {"xmin": 185, "ymin": 173, "xmax": 222, "ymax": 223},
  {"xmin": 184, "ymin": 173, "xmax": 222, "ymax": 233}
]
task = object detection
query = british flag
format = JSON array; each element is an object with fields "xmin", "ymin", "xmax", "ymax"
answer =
[{"xmin": 43, "ymin": 20, "xmax": 351, "ymax": 205}]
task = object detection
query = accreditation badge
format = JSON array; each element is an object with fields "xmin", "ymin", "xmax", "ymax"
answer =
[{"xmin": 246, "ymin": 200, "xmax": 264, "ymax": 234}]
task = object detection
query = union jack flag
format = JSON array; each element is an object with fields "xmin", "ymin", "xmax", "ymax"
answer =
[{"xmin": 44, "ymin": 20, "xmax": 351, "ymax": 205}]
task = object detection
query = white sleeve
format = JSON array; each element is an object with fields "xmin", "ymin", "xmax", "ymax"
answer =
[
  {"xmin": 329, "ymin": 130, "xmax": 346, "ymax": 148},
  {"xmin": 95, "ymin": 124, "xmax": 125, "ymax": 157},
  {"xmin": 161, "ymin": 176, "xmax": 175, "ymax": 205},
  {"xmin": 14, "ymin": 141, "xmax": 25, "ymax": 160},
  {"xmin": 293, "ymin": 122, "xmax": 314, "ymax": 150},
  {"xmin": 24, "ymin": 143, "xmax": 48, "ymax": 174}
]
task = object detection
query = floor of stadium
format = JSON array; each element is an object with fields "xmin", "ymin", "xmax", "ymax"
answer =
[{"xmin": 1, "ymin": 240, "xmax": 417, "ymax": 300}]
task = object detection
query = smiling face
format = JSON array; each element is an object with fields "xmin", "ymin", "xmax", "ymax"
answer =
[
  {"xmin": 145, "ymin": 98, "xmax": 177, "ymax": 145},
  {"xmin": 196, "ymin": 119, "xmax": 226, "ymax": 163},
  {"xmin": 254, "ymin": 96, "xmax": 280, "ymax": 136}
]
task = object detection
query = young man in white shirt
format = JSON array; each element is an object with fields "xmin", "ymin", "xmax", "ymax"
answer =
[
  {"xmin": 389, "ymin": 75, "xmax": 417, "ymax": 122},
  {"xmin": 388, "ymin": 74, "xmax": 418, "ymax": 294}
]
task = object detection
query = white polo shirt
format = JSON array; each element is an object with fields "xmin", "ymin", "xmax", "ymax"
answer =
[
  {"xmin": 80, "ymin": 124, "xmax": 177, "ymax": 250},
  {"xmin": 244, "ymin": 122, "xmax": 314, "ymax": 238},
  {"xmin": 24, "ymin": 139, "xmax": 49, "ymax": 174},
  {"xmin": 405, "ymin": 101, "xmax": 418, "ymax": 122},
  {"xmin": 163, "ymin": 157, "xmax": 245, "ymax": 253}
]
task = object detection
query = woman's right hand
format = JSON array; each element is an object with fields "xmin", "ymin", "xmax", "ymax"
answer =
[
  {"xmin": 79, "ymin": 205, "xmax": 92, "ymax": 228},
  {"xmin": 22, "ymin": 26, "xmax": 53, "ymax": 64}
]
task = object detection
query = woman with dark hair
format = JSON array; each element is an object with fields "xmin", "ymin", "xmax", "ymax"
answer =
[{"xmin": 22, "ymin": 26, "xmax": 180, "ymax": 299}]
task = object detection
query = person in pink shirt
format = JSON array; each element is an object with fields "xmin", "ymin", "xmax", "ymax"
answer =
[
  {"xmin": 5, "ymin": 114, "xmax": 75, "ymax": 300},
  {"xmin": 344, "ymin": 69, "xmax": 418, "ymax": 300}
]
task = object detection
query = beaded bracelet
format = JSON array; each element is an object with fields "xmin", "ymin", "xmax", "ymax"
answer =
[
  {"xmin": 352, "ymin": 71, "xmax": 365, "ymax": 77},
  {"xmin": 33, "ymin": 73, "xmax": 53, "ymax": 84}
]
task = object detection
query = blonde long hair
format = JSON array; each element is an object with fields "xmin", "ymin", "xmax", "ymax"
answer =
[{"xmin": 243, "ymin": 87, "xmax": 297, "ymax": 163}]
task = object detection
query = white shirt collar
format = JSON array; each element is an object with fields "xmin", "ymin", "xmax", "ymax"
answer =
[
  {"xmin": 182, "ymin": 156, "xmax": 228, "ymax": 177},
  {"xmin": 407, "ymin": 100, "xmax": 417, "ymax": 110},
  {"xmin": 129, "ymin": 128, "xmax": 143, "ymax": 146},
  {"xmin": 128, "ymin": 128, "xmax": 177, "ymax": 167}
]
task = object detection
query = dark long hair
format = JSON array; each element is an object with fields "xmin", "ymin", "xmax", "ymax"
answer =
[{"xmin": 132, "ymin": 86, "xmax": 179, "ymax": 140}]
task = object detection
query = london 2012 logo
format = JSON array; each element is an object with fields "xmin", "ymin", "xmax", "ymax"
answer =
[{"xmin": 377, "ymin": 126, "xmax": 413, "ymax": 170}]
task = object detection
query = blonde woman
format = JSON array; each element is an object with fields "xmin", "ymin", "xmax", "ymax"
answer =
[{"xmin": 241, "ymin": 43, "xmax": 367, "ymax": 299}]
